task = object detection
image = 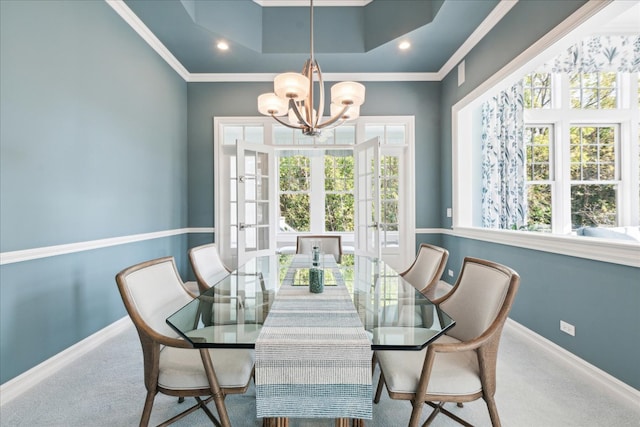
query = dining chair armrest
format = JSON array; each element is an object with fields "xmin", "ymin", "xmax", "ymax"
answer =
[{"xmin": 154, "ymin": 333, "xmax": 194, "ymax": 349}]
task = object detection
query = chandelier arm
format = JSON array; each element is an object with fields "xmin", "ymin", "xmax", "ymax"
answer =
[
  {"xmin": 317, "ymin": 104, "xmax": 351, "ymax": 129},
  {"xmin": 290, "ymin": 99, "xmax": 311, "ymax": 128},
  {"xmin": 314, "ymin": 60, "xmax": 324, "ymax": 128},
  {"xmin": 270, "ymin": 114, "xmax": 305, "ymax": 131}
]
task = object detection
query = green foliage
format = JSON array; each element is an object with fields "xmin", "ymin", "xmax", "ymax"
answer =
[{"xmin": 571, "ymin": 184, "xmax": 617, "ymax": 228}]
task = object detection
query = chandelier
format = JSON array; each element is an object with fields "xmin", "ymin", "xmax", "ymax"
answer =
[{"xmin": 257, "ymin": 0, "xmax": 365, "ymax": 137}]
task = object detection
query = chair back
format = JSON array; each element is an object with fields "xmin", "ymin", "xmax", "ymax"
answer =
[
  {"xmin": 116, "ymin": 256, "xmax": 194, "ymax": 338},
  {"xmin": 439, "ymin": 257, "xmax": 519, "ymax": 343},
  {"xmin": 400, "ymin": 243, "xmax": 449, "ymax": 294},
  {"xmin": 189, "ymin": 243, "xmax": 230, "ymax": 293},
  {"xmin": 296, "ymin": 235, "xmax": 342, "ymax": 263}
]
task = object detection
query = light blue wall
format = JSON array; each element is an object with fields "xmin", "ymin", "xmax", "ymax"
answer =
[
  {"xmin": 436, "ymin": 0, "xmax": 640, "ymax": 389},
  {"xmin": 0, "ymin": 1, "xmax": 188, "ymax": 382}
]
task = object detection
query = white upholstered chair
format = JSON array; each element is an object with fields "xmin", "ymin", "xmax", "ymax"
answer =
[
  {"xmin": 400, "ymin": 243, "xmax": 449, "ymax": 297},
  {"xmin": 296, "ymin": 235, "xmax": 343, "ymax": 263},
  {"xmin": 115, "ymin": 256, "xmax": 254, "ymax": 427},
  {"xmin": 188, "ymin": 243, "xmax": 231, "ymax": 294},
  {"xmin": 379, "ymin": 243, "xmax": 449, "ymax": 327},
  {"xmin": 374, "ymin": 257, "xmax": 520, "ymax": 427}
]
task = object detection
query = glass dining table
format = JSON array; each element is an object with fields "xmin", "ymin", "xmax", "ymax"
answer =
[{"xmin": 166, "ymin": 253, "xmax": 455, "ymax": 352}]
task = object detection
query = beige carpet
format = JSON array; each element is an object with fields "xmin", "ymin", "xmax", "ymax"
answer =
[{"xmin": 1, "ymin": 322, "xmax": 639, "ymax": 426}]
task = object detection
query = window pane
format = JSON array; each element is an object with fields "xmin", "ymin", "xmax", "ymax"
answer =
[
  {"xmin": 386, "ymin": 125, "xmax": 406, "ymax": 145},
  {"xmin": 570, "ymin": 126, "xmax": 617, "ymax": 181},
  {"xmin": 525, "ymin": 126, "xmax": 551, "ymax": 180},
  {"xmin": 570, "ymin": 72, "xmax": 617, "ymax": 109},
  {"xmin": 279, "ymin": 194, "xmax": 310, "ymax": 231},
  {"xmin": 523, "ymin": 73, "xmax": 551, "ymax": 109},
  {"xmin": 526, "ymin": 184, "xmax": 552, "ymax": 231},
  {"xmin": 365, "ymin": 125, "xmax": 384, "ymax": 141},
  {"xmin": 245, "ymin": 126, "xmax": 264, "ymax": 144},
  {"xmin": 334, "ymin": 126, "xmax": 355, "ymax": 145},
  {"xmin": 571, "ymin": 184, "xmax": 617, "ymax": 228},
  {"xmin": 274, "ymin": 126, "xmax": 294, "ymax": 145},
  {"xmin": 325, "ymin": 153, "xmax": 354, "ymax": 191},
  {"xmin": 223, "ymin": 126, "xmax": 243, "ymax": 145},
  {"xmin": 279, "ymin": 155, "xmax": 310, "ymax": 191},
  {"xmin": 325, "ymin": 194, "xmax": 354, "ymax": 232}
]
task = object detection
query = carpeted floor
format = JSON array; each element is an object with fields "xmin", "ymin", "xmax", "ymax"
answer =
[{"xmin": 1, "ymin": 321, "xmax": 639, "ymax": 426}]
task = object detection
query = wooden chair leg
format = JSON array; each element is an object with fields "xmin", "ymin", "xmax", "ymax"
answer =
[
  {"xmin": 374, "ymin": 372, "xmax": 385, "ymax": 403},
  {"xmin": 140, "ymin": 390, "xmax": 157, "ymax": 427},
  {"xmin": 484, "ymin": 395, "xmax": 502, "ymax": 427},
  {"xmin": 200, "ymin": 349, "xmax": 231, "ymax": 427},
  {"xmin": 408, "ymin": 399, "xmax": 425, "ymax": 427}
]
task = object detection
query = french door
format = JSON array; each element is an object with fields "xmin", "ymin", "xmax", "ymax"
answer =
[{"xmin": 354, "ymin": 137, "xmax": 381, "ymax": 259}]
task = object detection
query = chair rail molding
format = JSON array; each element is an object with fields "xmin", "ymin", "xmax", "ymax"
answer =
[{"xmin": 0, "ymin": 228, "xmax": 215, "ymax": 265}]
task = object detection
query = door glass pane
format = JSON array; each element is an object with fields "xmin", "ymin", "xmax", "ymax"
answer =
[{"xmin": 257, "ymin": 226, "xmax": 269, "ymax": 250}]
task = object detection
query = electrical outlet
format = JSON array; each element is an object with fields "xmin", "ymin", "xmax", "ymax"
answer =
[
  {"xmin": 448, "ymin": 269, "xmax": 454, "ymax": 277},
  {"xmin": 560, "ymin": 320, "xmax": 575, "ymax": 336},
  {"xmin": 446, "ymin": 208, "xmax": 452, "ymax": 218}
]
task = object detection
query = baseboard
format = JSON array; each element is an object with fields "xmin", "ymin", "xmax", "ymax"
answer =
[
  {"xmin": 505, "ymin": 319, "xmax": 640, "ymax": 405},
  {"xmin": 0, "ymin": 316, "xmax": 133, "ymax": 406}
]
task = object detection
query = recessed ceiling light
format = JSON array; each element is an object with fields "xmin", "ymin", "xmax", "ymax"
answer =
[
  {"xmin": 399, "ymin": 41, "xmax": 411, "ymax": 50},
  {"xmin": 217, "ymin": 41, "xmax": 229, "ymax": 51}
]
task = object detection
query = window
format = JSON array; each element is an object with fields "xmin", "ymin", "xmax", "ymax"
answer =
[
  {"xmin": 452, "ymin": 5, "xmax": 640, "ymax": 267},
  {"xmin": 569, "ymin": 125, "xmax": 618, "ymax": 227},
  {"xmin": 522, "ymin": 71, "xmax": 637, "ymax": 233}
]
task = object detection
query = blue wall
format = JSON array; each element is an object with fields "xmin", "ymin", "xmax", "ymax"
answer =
[
  {"xmin": 186, "ymin": 81, "xmax": 441, "ymax": 233},
  {"xmin": 0, "ymin": 1, "xmax": 188, "ymax": 383},
  {"xmin": 436, "ymin": 0, "xmax": 640, "ymax": 390}
]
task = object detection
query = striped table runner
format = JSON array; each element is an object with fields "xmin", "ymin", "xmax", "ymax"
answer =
[{"xmin": 255, "ymin": 255, "xmax": 373, "ymax": 420}]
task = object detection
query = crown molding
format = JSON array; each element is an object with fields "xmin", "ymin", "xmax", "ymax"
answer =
[
  {"xmin": 105, "ymin": 0, "xmax": 190, "ymax": 81},
  {"xmin": 437, "ymin": 0, "xmax": 519, "ymax": 79},
  {"xmin": 253, "ymin": 0, "xmax": 372, "ymax": 6},
  {"xmin": 187, "ymin": 72, "xmax": 441, "ymax": 83},
  {"xmin": 107, "ymin": 0, "xmax": 512, "ymax": 83}
]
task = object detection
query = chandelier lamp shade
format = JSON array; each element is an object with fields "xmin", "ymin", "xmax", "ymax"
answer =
[{"xmin": 257, "ymin": 0, "xmax": 365, "ymax": 136}]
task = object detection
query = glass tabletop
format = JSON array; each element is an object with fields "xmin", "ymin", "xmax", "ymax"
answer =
[{"xmin": 166, "ymin": 254, "xmax": 455, "ymax": 350}]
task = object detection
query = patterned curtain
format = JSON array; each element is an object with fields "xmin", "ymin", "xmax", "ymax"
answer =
[
  {"xmin": 481, "ymin": 81, "xmax": 526, "ymax": 229},
  {"xmin": 541, "ymin": 35, "xmax": 640, "ymax": 73}
]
